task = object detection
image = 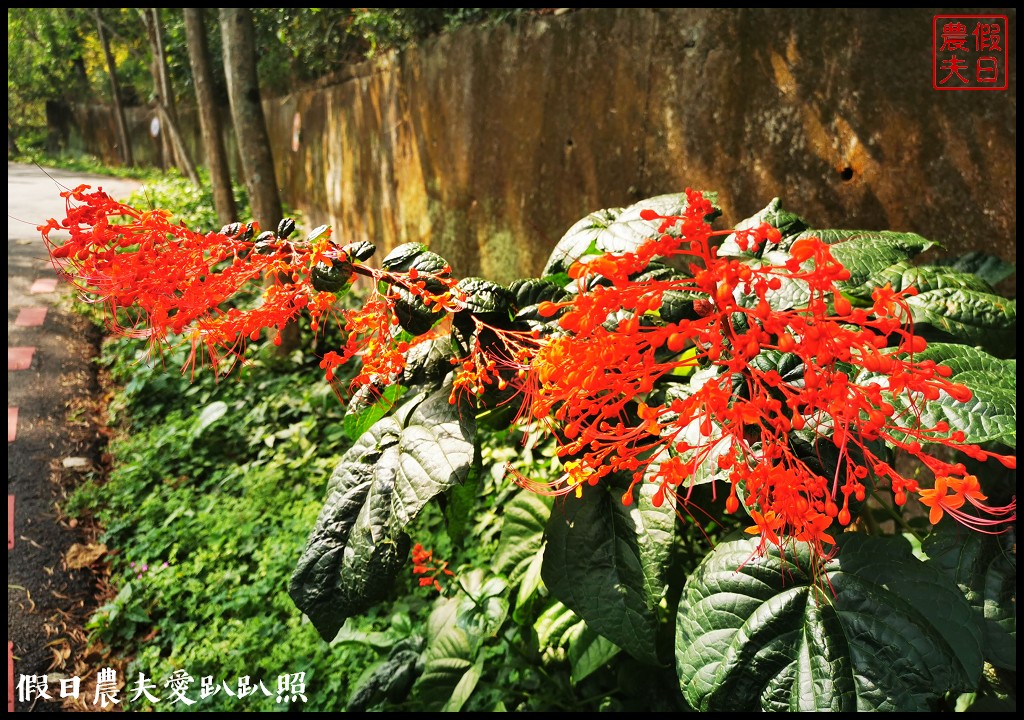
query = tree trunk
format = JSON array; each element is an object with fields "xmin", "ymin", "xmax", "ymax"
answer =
[
  {"xmin": 218, "ymin": 7, "xmax": 282, "ymax": 233},
  {"xmin": 219, "ymin": 8, "xmax": 296, "ymax": 352},
  {"xmin": 183, "ymin": 8, "xmax": 237, "ymax": 225},
  {"xmin": 94, "ymin": 9, "xmax": 134, "ymax": 167},
  {"xmin": 143, "ymin": 8, "xmax": 200, "ymax": 185}
]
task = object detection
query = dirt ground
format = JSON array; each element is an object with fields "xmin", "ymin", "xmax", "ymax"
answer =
[{"xmin": 8, "ymin": 164, "xmax": 143, "ymax": 711}]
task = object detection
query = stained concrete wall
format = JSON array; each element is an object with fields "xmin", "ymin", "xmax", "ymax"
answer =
[{"xmin": 63, "ymin": 8, "xmax": 1017, "ymax": 292}]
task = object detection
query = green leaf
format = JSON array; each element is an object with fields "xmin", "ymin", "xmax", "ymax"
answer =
[
  {"xmin": 906, "ymin": 288, "xmax": 1016, "ymax": 355},
  {"xmin": 719, "ymin": 198, "xmax": 810, "ymax": 258},
  {"xmin": 493, "ymin": 488, "xmax": 553, "ymax": 621},
  {"xmin": 393, "ymin": 283, "xmax": 448, "ymax": 337},
  {"xmin": 628, "ymin": 262, "xmax": 703, "ymax": 322},
  {"xmin": 568, "ymin": 626, "xmax": 622, "ymax": 685},
  {"xmin": 542, "ymin": 480, "xmax": 676, "ymax": 665},
  {"xmin": 341, "ymin": 240, "xmax": 377, "ymax": 263},
  {"xmin": 444, "ymin": 455, "xmax": 481, "ymax": 546},
  {"xmin": 347, "ymin": 647, "xmax": 422, "ymax": 711},
  {"xmin": 415, "ymin": 596, "xmax": 477, "ymax": 707},
  {"xmin": 454, "ymin": 277, "xmax": 515, "ymax": 317},
  {"xmin": 543, "ymin": 192, "xmax": 717, "ymax": 276},
  {"xmin": 802, "ymin": 229, "xmax": 939, "ymax": 288},
  {"xmin": 377, "ymin": 244, "xmax": 452, "ymax": 334},
  {"xmin": 342, "ymin": 383, "xmax": 408, "ymax": 442},
  {"xmin": 542, "ymin": 207, "xmax": 621, "ymax": 277},
  {"xmin": 512, "ymin": 550, "xmax": 547, "ymax": 623},
  {"xmin": 380, "ymin": 242, "xmax": 449, "ymax": 274},
  {"xmin": 676, "ymin": 534, "xmax": 984, "ymax": 711},
  {"xmin": 861, "ymin": 343, "xmax": 1016, "ymax": 448},
  {"xmin": 931, "ymin": 251, "xmax": 1015, "ymax": 287},
  {"xmin": 922, "ymin": 528, "xmax": 1016, "ymax": 671},
  {"xmin": 535, "ymin": 600, "xmax": 581, "ymax": 651},
  {"xmin": 912, "ymin": 341, "xmax": 1015, "ymax": 378},
  {"xmin": 509, "ymin": 278, "xmax": 570, "ymax": 323},
  {"xmin": 402, "ymin": 336, "xmax": 458, "ymax": 389},
  {"xmin": 194, "ymin": 400, "xmax": 227, "ymax": 435},
  {"xmin": 311, "ymin": 259, "xmax": 354, "ymax": 293},
  {"xmin": 290, "ymin": 383, "xmax": 476, "ymax": 639},
  {"xmin": 509, "ymin": 277, "xmax": 570, "ymax": 306},
  {"xmin": 492, "ymin": 489, "xmax": 553, "ymax": 583},
  {"xmin": 455, "ymin": 570, "xmax": 510, "ymax": 639},
  {"xmin": 442, "ymin": 656, "xmax": 484, "ymax": 712},
  {"xmin": 749, "ymin": 350, "xmax": 805, "ymax": 387},
  {"xmin": 844, "ymin": 260, "xmax": 993, "ymax": 301}
]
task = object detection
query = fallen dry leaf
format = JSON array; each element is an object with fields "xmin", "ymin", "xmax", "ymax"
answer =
[{"xmin": 65, "ymin": 543, "xmax": 108, "ymax": 569}]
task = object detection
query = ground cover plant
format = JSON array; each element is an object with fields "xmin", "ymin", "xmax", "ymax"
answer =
[{"xmin": 47, "ymin": 185, "xmax": 1015, "ymax": 711}]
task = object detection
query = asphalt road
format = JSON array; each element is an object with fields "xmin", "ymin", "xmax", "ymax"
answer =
[{"xmin": 7, "ymin": 162, "xmax": 143, "ymax": 711}]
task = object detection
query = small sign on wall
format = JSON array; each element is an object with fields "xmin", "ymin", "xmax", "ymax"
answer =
[{"xmin": 292, "ymin": 112, "xmax": 302, "ymax": 152}]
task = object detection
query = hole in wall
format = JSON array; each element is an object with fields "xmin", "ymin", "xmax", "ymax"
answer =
[{"xmin": 839, "ymin": 166, "xmax": 854, "ymax": 181}]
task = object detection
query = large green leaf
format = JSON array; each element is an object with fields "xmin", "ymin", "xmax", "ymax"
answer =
[
  {"xmin": 402, "ymin": 336, "xmax": 459, "ymax": 389},
  {"xmin": 379, "ymin": 242, "xmax": 449, "ymax": 274},
  {"xmin": 542, "ymin": 192, "xmax": 717, "ymax": 276},
  {"xmin": 535, "ymin": 600, "xmax": 581, "ymax": 651},
  {"xmin": 346, "ymin": 643, "xmax": 423, "ymax": 711},
  {"xmin": 799, "ymin": 229, "xmax": 939, "ymax": 288},
  {"xmin": 735, "ymin": 253, "xmax": 814, "ymax": 311},
  {"xmin": 676, "ymin": 534, "xmax": 984, "ymax": 712},
  {"xmin": 415, "ymin": 579, "xmax": 501, "ymax": 711},
  {"xmin": 923, "ymin": 528, "xmax": 1016, "ymax": 671},
  {"xmin": 719, "ymin": 198, "xmax": 810, "ymax": 258},
  {"xmin": 509, "ymin": 278, "xmax": 570, "ymax": 325},
  {"xmin": 414, "ymin": 596, "xmax": 477, "ymax": 709},
  {"xmin": 533, "ymin": 600, "xmax": 622, "ymax": 683},
  {"xmin": 878, "ymin": 343, "xmax": 1016, "ymax": 448},
  {"xmin": 844, "ymin": 260, "xmax": 993, "ymax": 302},
  {"xmin": 290, "ymin": 383, "xmax": 476, "ymax": 639},
  {"xmin": 930, "ymin": 251, "xmax": 1015, "ymax": 288},
  {"xmin": 568, "ymin": 625, "xmax": 622, "ymax": 685},
  {"xmin": 906, "ymin": 288, "xmax": 1016, "ymax": 355},
  {"xmin": 543, "ymin": 207, "xmax": 621, "ymax": 276},
  {"xmin": 492, "ymin": 488, "xmax": 552, "ymax": 585},
  {"xmin": 542, "ymin": 480, "xmax": 677, "ymax": 665},
  {"xmin": 454, "ymin": 277, "xmax": 515, "ymax": 317},
  {"xmin": 342, "ymin": 383, "xmax": 408, "ymax": 442}
]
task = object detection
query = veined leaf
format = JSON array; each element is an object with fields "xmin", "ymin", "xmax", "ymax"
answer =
[
  {"xmin": 844, "ymin": 260, "xmax": 993, "ymax": 301},
  {"xmin": 454, "ymin": 277, "xmax": 515, "ymax": 317},
  {"xmin": 342, "ymin": 383, "xmax": 407, "ymax": 442},
  {"xmin": 509, "ymin": 278, "xmax": 570, "ymax": 325},
  {"xmin": 798, "ymin": 229, "xmax": 939, "ymax": 288},
  {"xmin": 719, "ymin": 198, "xmax": 810, "ymax": 258},
  {"xmin": 676, "ymin": 534, "xmax": 984, "ymax": 712},
  {"xmin": 859, "ymin": 343, "xmax": 1016, "ymax": 449},
  {"xmin": 290, "ymin": 382, "xmax": 476, "ymax": 639},
  {"xmin": 923, "ymin": 528, "xmax": 1016, "ymax": 671},
  {"xmin": 568, "ymin": 625, "xmax": 622, "ymax": 685},
  {"xmin": 543, "ymin": 192, "xmax": 718, "ymax": 276},
  {"xmin": 930, "ymin": 251, "xmax": 1015, "ymax": 288},
  {"xmin": 380, "ymin": 242, "xmax": 448, "ymax": 274},
  {"xmin": 542, "ymin": 480, "xmax": 677, "ymax": 665},
  {"xmin": 415, "ymin": 596, "xmax": 477, "ymax": 708},
  {"xmin": 492, "ymin": 489, "xmax": 552, "ymax": 585},
  {"xmin": 906, "ymin": 288, "xmax": 1015, "ymax": 355}
]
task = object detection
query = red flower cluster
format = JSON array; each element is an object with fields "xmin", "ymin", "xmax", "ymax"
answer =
[
  {"xmin": 505, "ymin": 190, "xmax": 1015, "ymax": 558},
  {"xmin": 41, "ymin": 185, "xmax": 457, "ymax": 397},
  {"xmin": 42, "ymin": 185, "xmax": 1015, "ymax": 564}
]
